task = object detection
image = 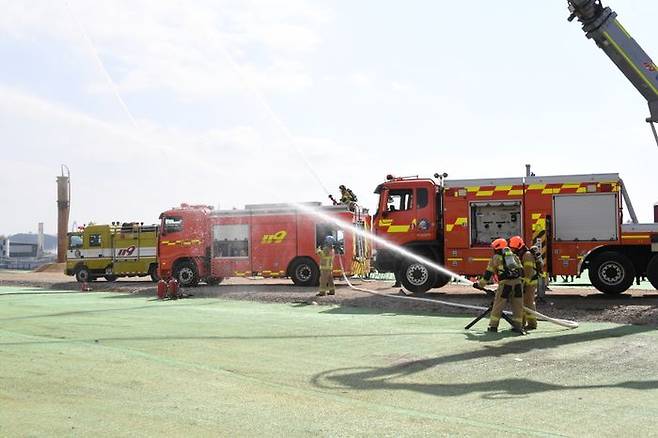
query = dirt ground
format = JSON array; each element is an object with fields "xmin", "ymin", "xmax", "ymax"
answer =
[{"xmin": 2, "ymin": 269, "xmax": 657, "ymax": 326}]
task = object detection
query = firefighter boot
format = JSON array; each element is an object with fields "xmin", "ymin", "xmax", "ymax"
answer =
[
  {"xmin": 327, "ymin": 276, "xmax": 335, "ymax": 295},
  {"xmin": 317, "ymin": 270, "xmax": 331, "ymax": 296}
]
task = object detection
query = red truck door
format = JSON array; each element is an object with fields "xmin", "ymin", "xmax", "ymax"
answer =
[
  {"xmin": 413, "ymin": 183, "xmax": 436, "ymax": 241},
  {"xmin": 376, "ymin": 183, "xmax": 435, "ymax": 244}
]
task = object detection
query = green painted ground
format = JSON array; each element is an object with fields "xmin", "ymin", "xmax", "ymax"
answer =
[{"xmin": 1, "ymin": 287, "xmax": 657, "ymax": 437}]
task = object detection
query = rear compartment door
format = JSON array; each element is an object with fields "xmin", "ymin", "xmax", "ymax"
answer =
[
  {"xmin": 211, "ymin": 223, "xmax": 252, "ymax": 278},
  {"xmin": 553, "ymin": 193, "xmax": 618, "ymax": 241}
]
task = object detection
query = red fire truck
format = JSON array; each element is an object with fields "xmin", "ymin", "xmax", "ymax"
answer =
[
  {"xmin": 373, "ymin": 172, "xmax": 658, "ymax": 295},
  {"xmin": 157, "ymin": 202, "xmax": 370, "ymax": 287}
]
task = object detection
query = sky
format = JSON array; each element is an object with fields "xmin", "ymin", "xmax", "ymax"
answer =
[{"xmin": 0, "ymin": 0, "xmax": 657, "ymax": 235}]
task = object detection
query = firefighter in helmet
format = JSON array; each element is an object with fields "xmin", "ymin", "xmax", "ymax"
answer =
[
  {"xmin": 316, "ymin": 235, "xmax": 336, "ymax": 296},
  {"xmin": 475, "ymin": 238, "xmax": 525, "ymax": 334},
  {"xmin": 339, "ymin": 185, "xmax": 357, "ymax": 206},
  {"xmin": 509, "ymin": 236, "xmax": 542, "ymax": 330}
]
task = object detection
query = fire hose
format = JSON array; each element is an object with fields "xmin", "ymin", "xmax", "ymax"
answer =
[{"xmin": 337, "ymin": 256, "xmax": 578, "ymax": 329}]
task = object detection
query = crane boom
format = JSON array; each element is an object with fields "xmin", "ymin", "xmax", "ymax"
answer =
[{"xmin": 568, "ymin": 0, "xmax": 658, "ymax": 145}]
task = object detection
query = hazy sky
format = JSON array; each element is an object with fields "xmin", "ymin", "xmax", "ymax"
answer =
[{"xmin": 1, "ymin": 0, "xmax": 657, "ymax": 235}]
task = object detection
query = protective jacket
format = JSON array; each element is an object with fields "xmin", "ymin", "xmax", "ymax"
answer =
[
  {"xmin": 317, "ymin": 247, "xmax": 334, "ymax": 271},
  {"xmin": 519, "ymin": 248, "xmax": 537, "ymax": 285},
  {"xmin": 478, "ymin": 247, "xmax": 523, "ymax": 287}
]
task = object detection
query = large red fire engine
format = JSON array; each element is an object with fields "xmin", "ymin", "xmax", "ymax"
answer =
[
  {"xmin": 157, "ymin": 202, "xmax": 370, "ymax": 287},
  {"xmin": 373, "ymin": 172, "xmax": 658, "ymax": 295}
]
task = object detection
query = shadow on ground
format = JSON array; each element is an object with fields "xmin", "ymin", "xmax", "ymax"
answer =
[{"xmin": 311, "ymin": 324, "xmax": 658, "ymax": 398}]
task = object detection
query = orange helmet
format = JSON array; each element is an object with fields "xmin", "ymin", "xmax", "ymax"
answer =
[
  {"xmin": 491, "ymin": 238, "xmax": 508, "ymax": 250},
  {"xmin": 509, "ymin": 236, "xmax": 525, "ymax": 250}
]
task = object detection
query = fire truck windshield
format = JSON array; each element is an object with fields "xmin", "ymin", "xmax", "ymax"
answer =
[
  {"xmin": 68, "ymin": 234, "xmax": 83, "ymax": 249},
  {"xmin": 163, "ymin": 217, "xmax": 183, "ymax": 234}
]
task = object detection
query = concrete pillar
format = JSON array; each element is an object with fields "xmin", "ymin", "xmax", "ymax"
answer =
[{"xmin": 57, "ymin": 170, "xmax": 70, "ymax": 263}]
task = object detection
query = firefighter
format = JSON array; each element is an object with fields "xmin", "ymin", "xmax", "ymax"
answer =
[
  {"xmin": 339, "ymin": 185, "xmax": 357, "ymax": 205},
  {"xmin": 475, "ymin": 238, "xmax": 525, "ymax": 334},
  {"xmin": 316, "ymin": 236, "xmax": 336, "ymax": 296},
  {"xmin": 509, "ymin": 236, "xmax": 542, "ymax": 330}
]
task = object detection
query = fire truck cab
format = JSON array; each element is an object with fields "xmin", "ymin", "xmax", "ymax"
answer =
[
  {"xmin": 158, "ymin": 202, "xmax": 370, "ymax": 287},
  {"xmin": 373, "ymin": 172, "xmax": 658, "ymax": 295}
]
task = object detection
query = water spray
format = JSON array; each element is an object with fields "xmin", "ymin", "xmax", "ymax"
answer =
[{"xmin": 290, "ymin": 203, "xmax": 473, "ymax": 286}]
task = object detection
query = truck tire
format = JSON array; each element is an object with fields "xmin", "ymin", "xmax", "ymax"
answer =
[
  {"xmin": 205, "ymin": 277, "xmax": 224, "ymax": 286},
  {"xmin": 399, "ymin": 259, "xmax": 437, "ymax": 294},
  {"xmin": 75, "ymin": 266, "xmax": 91, "ymax": 283},
  {"xmin": 174, "ymin": 261, "xmax": 199, "ymax": 287},
  {"xmin": 647, "ymin": 255, "xmax": 658, "ymax": 290},
  {"xmin": 148, "ymin": 264, "xmax": 159, "ymax": 283},
  {"xmin": 289, "ymin": 258, "xmax": 320, "ymax": 287},
  {"xmin": 588, "ymin": 251, "xmax": 635, "ymax": 295},
  {"xmin": 432, "ymin": 272, "xmax": 451, "ymax": 289}
]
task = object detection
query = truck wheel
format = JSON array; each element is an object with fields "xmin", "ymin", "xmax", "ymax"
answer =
[
  {"xmin": 290, "ymin": 258, "xmax": 320, "ymax": 286},
  {"xmin": 433, "ymin": 272, "xmax": 451, "ymax": 289},
  {"xmin": 75, "ymin": 266, "xmax": 91, "ymax": 283},
  {"xmin": 588, "ymin": 251, "xmax": 635, "ymax": 295},
  {"xmin": 148, "ymin": 264, "xmax": 160, "ymax": 283},
  {"xmin": 174, "ymin": 261, "xmax": 199, "ymax": 287},
  {"xmin": 647, "ymin": 255, "xmax": 658, "ymax": 290},
  {"xmin": 205, "ymin": 277, "xmax": 224, "ymax": 286},
  {"xmin": 399, "ymin": 260, "xmax": 437, "ymax": 294},
  {"xmin": 104, "ymin": 275, "xmax": 118, "ymax": 282}
]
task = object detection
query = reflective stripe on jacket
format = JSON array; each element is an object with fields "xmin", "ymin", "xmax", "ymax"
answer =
[
  {"xmin": 317, "ymin": 247, "xmax": 334, "ymax": 271},
  {"xmin": 521, "ymin": 250, "xmax": 539, "ymax": 285}
]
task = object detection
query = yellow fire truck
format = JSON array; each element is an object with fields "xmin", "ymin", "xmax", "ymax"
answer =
[{"xmin": 65, "ymin": 222, "xmax": 159, "ymax": 282}]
